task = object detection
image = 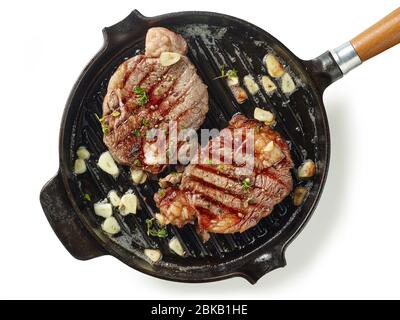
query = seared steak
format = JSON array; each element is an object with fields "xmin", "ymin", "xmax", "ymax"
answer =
[
  {"xmin": 101, "ymin": 28, "xmax": 208, "ymax": 173},
  {"xmin": 154, "ymin": 114, "xmax": 293, "ymax": 234}
]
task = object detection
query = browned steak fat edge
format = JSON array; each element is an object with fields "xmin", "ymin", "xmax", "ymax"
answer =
[
  {"xmin": 101, "ymin": 28, "xmax": 208, "ymax": 174},
  {"xmin": 154, "ymin": 115, "xmax": 294, "ymax": 236}
]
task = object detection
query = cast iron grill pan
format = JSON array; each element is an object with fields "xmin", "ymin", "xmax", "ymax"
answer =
[{"xmin": 41, "ymin": 10, "xmax": 333, "ymax": 283}]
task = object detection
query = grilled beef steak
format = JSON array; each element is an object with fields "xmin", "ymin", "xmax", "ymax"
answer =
[
  {"xmin": 101, "ymin": 27, "xmax": 208, "ymax": 174},
  {"xmin": 154, "ymin": 114, "xmax": 293, "ymax": 235}
]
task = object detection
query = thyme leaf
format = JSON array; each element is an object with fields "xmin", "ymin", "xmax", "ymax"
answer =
[{"xmin": 146, "ymin": 218, "xmax": 168, "ymax": 238}]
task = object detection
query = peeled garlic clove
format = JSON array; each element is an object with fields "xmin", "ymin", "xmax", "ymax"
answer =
[
  {"xmin": 264, "ymin": 141, "xmax": 274, "ymax": 152},
  {"xmin": 76, "ymin": 146, "xmax": 90, "ymax": 160},
  {"xmin": 265, "ymin": 54, "xmax": 285, "ymax": 78},
  {"xmin": 169, "ymin": 237, "xmax": 185, "ymax": 256},
  {"xmin": 254, "ymin": 107, "xmax": 274, "ymax": 123},
  {"xmin": 139, "ymin": 173, "xmax": 147, "ymax": 184},
  {"xmin": 281, "ymin": 72, "xmax": 296, "ymax": 94},
  {"xmin": 261, "ymin": 76, "xmax": 277, "ymax": 94},
  {"xmin": 144, "ymin": 249, "xmax": 162, "ymax": 263},
  {"xmin": 159, "ymin": 52, "xmax": 181, "ymax": 67},
  {"xmin": 293, "ymin": 187, "xmax": 309, "ymax": 206},
  {"xmin": 98, "ymin": 151, "xmax": 119, "ymax": 178},
  {"xmin": 243, "ymin": 75, "xmax": 259, "ymax": 95},
  {"xmin": 131, "ymin": 169, "xmax": 147, "ymax": 185},
  {"xmin": 107, "ymin": 190, "xmax": 121, "ymax": 207},
  {"xmin": 119, "ymin": 193, "xmax": 138, "ymax": 216},
  {"xmin": 94, "ymin": 201, "xmax": 113, "ymax": 218},
  {"xmin": 227, "ymin": 76, "xmax": 239, "ymax": 86},
  {"xmin": 101, "ymin": 216, "xmax": 121, "ymax": 235},
  {"xmin": 74, "ymin": 159, "xmax": 87, "ymax": 175},
  {"xmin": 298, "ymin": 160, "xmax": 316, "ymax": 179}
]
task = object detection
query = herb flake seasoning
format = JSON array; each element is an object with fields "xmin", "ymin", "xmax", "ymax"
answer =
[
  {"xmin": 242, "ymin": 178, "xmax": 252, "ymax": 190},
  {"xmin": 134, "ymin": 86, "xmax": 149, "ymax": 106}
]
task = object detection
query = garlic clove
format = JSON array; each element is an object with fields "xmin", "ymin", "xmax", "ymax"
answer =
[
  {"xmin": 254, "ymin": 107, "xmax": 274, "ymax": 123},
  {"xmin": 243, "ymin": 75, "xmax": 260, "ymax": 95},
  {"xmin": 261, "ymin": 76, "xmax": 277, "ymax": 94},
  {"xmin": 76, "ymin": 146, "xmax": 90, "ymax": 160},
  {"xmin": 131, "ymin": 169, "xmax": 147, "ymax": 185},
  {"xmin": 94, "ymin": 201, "xmax": 113, "ymax": 218},
  {"xmin": 98, "ymin": 151, "xmax": 119, "ymax": 178},
  {"xmin": 169, "ymin": 237, "xmax": 185, "ymax": 256},
  {"xmin": 298, "ymin": 160, "xmax": 316, "ymax": 179},
  {"xmin": 119, "ymin": 193, "xmax": 138, "ymax": 216},
  {"xmin": 139, "ymin": 173, "xmax": 147, "ymax": 184},
  {"xmin": 281, "ymin": 72, "xmax": 296, "ymax": 94},
  {"xmin": 101, "ymin": 216, "xmax": 121, "ymax": 235},
  {"xmin": 144, "ymin": 249, "xmax": 162, "ymax": 263},
  {"xmin": 265, "ymin": 54, "xmax": 285, "ymax": 78},
  {"xmin": 227, "ymin": 76, "xmax": 239, "ymax": 86},
  {"xmin": 293, "ymin": 187, "xmax": 309, "ymax": 206},
  {"xmin": 107, "ymin": 190, "xmax": 121, "ymax": 207},
  {"xmin": 159, "ymin": 52, "xmax": 181, "ymax": 67},
  {"xmin": 74, "ymin": 159, "xmax": 87, "ymax": 175}
]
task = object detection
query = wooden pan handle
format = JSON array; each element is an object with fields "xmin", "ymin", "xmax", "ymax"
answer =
[{"xmin": 351, "ymin": 7, "xmax": 400, "ymax": 62}]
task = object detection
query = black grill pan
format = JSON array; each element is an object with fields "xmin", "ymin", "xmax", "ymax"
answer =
[{"xmin": 40, "ymin": 9, "xmax": 400, "ymax": 283}]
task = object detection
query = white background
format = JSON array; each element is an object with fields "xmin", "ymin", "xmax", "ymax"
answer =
[{"xmin": 0, "ymin": 0, "xmax": 399, "ymax": 299}]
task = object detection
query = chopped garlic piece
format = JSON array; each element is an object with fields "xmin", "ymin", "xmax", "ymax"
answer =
[
  {"xmin": 243, "ymin": 75, "xmax": 259, "ymax": 95},
  {"xmin": 159, "ymin": 52, "xmax": 181, "ymax": 66},
  {"xmin": 169, "ymin": 237, "xmax": 185, "ymax": 256},
  {"xmin": 74, "ymin": 159, "xmax": 87, "ymax": 175},
  {"xmin": 94, "ymin": 201, "xmax": 113, "ymax": 218},
  {"xmin": 76, "ymin": 146, "xmax": 90, "ymax": 160},
  {"xmin": 101, "ymin": 217, "xmax": 121, "ymax": 235},
  {"xmin": 144, "ymin": 249, "xmax": 162, "ymax": 262},
  {"xmin": 98, "ymin": 151, "xmax": 119, "ymax": 178},
  {"xmin": 281, "ymin": 72, "xmax": 296, "ymax": 94}
]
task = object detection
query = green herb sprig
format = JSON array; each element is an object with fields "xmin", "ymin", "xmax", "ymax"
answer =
[
  {"xmin": 213, "ymin": 68, "xmax": 238, "ymax": 80},
  {"xmin": 146, "ymin": 218, "xmax": 168, "ymax": 238},
  {"xmin": 95, "ymin": 114, "xmax": 109, "ymax": 135}
]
